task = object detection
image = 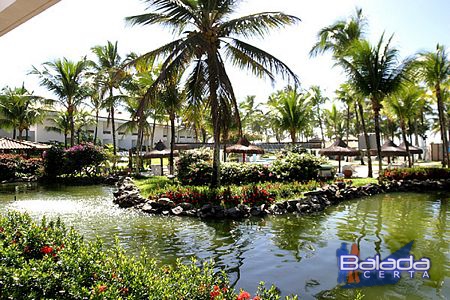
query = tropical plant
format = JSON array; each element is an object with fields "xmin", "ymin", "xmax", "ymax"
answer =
[
  {"xmin": 413, "ymin": 44, "xmax": 450, "ymax": 166},
  {"xmin": 310, "ymin": 7, "xmax": 367, "ymax": 58},
  {"xmin": 339, "ymin": 34, "xmax": 412, "ymax": 174},
  {"xmin": 31, "ymin": 58, "xmax": 90, "ymax": 147},
  {"xmin": 45, "ymin": 111, "xmax": 71, "ymax": 148},
  {"xmin": 126, "ymin": 0, "xmax": 299, "ymax": 187},
  {"xmin": 323, "ymin": 103, "xmax": 345, "ymax": 140},
  {"xmin": 269, "ymin": 87, "xmax": 312, "ymax": 144},
  {"xmin": 0, "ymin": 85, "xmax": 48, "ymax": 140},
  {"xmin": 91, "ymin": 41, "xmax": 126, "ymax": 156},
  {"xmin": 384, "ymin": 85, "xmax": 424, "ymax": 167},
  {"xmin": 307, "ymin": 85, "xmax": 327, "ymax": 147}
]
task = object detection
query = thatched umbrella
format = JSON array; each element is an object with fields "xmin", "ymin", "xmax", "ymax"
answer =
[
  {"xmin": 225, "ymin": 136, "xmax": 264, "ymax": 163},
  {"xmin": 399, "ymin": 141, "xmax": 423, "ymax": 155},
  {"xmin": 370, "ymin": 140, "xmax": 408, "ymax": 157},
  {"xmin": 142, "ymin": 140, "xmax": 179, "ymax": 176},
  {"xmin": 319, "ymin": 138, "xmax": 360, "ymax": 172}
]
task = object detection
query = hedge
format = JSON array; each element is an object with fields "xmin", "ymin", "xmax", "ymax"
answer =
[
  {"xmin": 0, "ymin": 154, "xmax": 42, "ymax": 181},
  {"xmin": 381, "ymin": 167, "xmax": 450, "ymax": 181}
]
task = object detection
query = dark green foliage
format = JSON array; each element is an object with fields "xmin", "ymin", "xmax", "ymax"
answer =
[
  {"xmin": 0, "ymin": 154, "xmax": 42, "ymax": 181},
  {"xmin": 43, "ymin": 143, "xmax": 106, "ymax": 178},
  {"xmin": 43, "ymin": 146, "xmax": 65, "ymax": 178},
  {"xmin": 271, "ymin": 152, "xmax": 327, "ymax": 182},
  {"xmin": 0, "ymin": 212, "xmax": 289, "ymax": 299},
  {"xmin": 177, "ymin": 149, "xmax": 326, "ymax": 186}
]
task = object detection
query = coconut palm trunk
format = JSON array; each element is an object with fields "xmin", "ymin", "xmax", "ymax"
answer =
[
  {"xmin": 358, "ymin": 102, "xmax": 373, "ymax": 177},
  {"xmin": 68, "ymin": 104, "xmax": 75, "ymax": 147},
  {"xmin": 400, "ymin": 121, "xmax": 412, "ymax": 167},
  {"xmin": 372, "ymin": 100, "xmax": 383, "ymax": 175},
  {"xmin": 94, "ymin": 110, "xmax": 99, "ymax": 143},
  {"xmin": 169, "ymin": 113, "xmax": 176, "ymax": 175},
  {"xmin": 436, "ymin": 84, "xmax": 449, "ymax": 167}
]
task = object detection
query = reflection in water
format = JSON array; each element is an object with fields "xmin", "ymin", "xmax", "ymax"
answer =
[{"xmin": 0, "ymin": 183, "xmax": 448, "ymax": 299}]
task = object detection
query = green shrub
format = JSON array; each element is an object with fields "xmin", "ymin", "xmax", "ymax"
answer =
[
  {"xmin": 381, "ymin": 167, "xmax": 450, "ymax": 181},
  {"xmin": 0, "ymin": 154, "xmax": 43, "ymax": 181},
  {"xmin": 176, "ymin": 148, "xmax": 213, "ymax": 185},
  {"xmin": 177, "ymin": 150, "xmax": 326, "ymax": 186},
  {"xmin": 0, "ymin": 212, "xmax": 288, "ymax": 299},
  {"xmin": 43, "ymin": 144, "xmax": 106, "ymax": 178},
  {"xmin": 271, "ymin": 152, "xmax": 326, "ymax": 182}
]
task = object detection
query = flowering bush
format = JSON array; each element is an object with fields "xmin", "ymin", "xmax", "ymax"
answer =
[
  {"xmin": 0, "ymin": 154, "xmax": 42, "ymax": 181},
  {"xmin": 221, "ymin": 163, "xmax": 272, "ymax": 185},
  {"xmin": 242, "ymin": 186, "xmax": 275, "ymax": 207},
  {"xmin": 0, "ymin": 212, "xmax": 291, "ymax": 299},
  {"xmin": 381, "ymin": 167, "xmax": 450, "ymax": 181},
  {"xmin": 43, "ymin": 144, "xmax": 106, "ymax": 178}
]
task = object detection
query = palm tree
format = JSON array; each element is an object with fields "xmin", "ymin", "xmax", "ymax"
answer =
[
  {"xmin": 126, "ymin": 0, "xmax": 299, "ymax": 187},
  {"xmin": 87, "ymin": 82, "xmax": 105, "ymax": 143},
  {"xmin": 0, "ymin": 85, "xmax": 48, "ymax": 140},
  {"xmin": 384, "ymin": 85, "xmax": 424, "ymax": 167},
  {"xmin": 269, "ymin": 87, "xmax": 312, "ymax": 144},
  {"xmin": 324, "ymin": 103, "xmax": 345, "ymax": 140},
  {"xmin": 158, "ymin": 72, "xmax": 185, "ymax": 175},
  {"xmin": 413, "ymin": 44, "xmax": 450, "ymax": 167},
  {"xmin": 45, "ymin": 111, "xmax": 71, "ymax": 148},
  {"xmin": 310, "ymin": 7, "xmax": 366, "ymax": 58},
  {"xmin": 32, "ymin": 58, "xmax": 89, "ymax": 147},
  {"xmin": 91, "ymin": 41, "xmax": 126, "ymax": 156},
  {"xmin": 307, "ymin": 86, "xmax": 327, "ymax": 147},
  {"xmin": 339, "ymin": 34, "xmax": 412, "ymax": 175}
]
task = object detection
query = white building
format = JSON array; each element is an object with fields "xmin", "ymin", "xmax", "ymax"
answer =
[{"xmin": 0, "ymin": 110, "xmax": 196, "ymax": 150}]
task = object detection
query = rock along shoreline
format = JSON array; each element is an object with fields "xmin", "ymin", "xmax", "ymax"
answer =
[{"xmin": 113, "ymin": 177, "xmax": 450, "ymax": 219}]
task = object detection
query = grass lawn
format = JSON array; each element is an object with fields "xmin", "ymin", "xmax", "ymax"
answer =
[{"xmin": 346, "ymin": 177, "xmax": 378, "ymax": 187}]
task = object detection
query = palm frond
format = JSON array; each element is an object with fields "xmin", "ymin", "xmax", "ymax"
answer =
[{"xmin": 220, "ymin": 12, "xmax": 300, "ymax": 39}]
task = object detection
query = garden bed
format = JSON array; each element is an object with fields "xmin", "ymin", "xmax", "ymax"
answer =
[{"xmin": 113, "ymin": 176, "xmax": 450, "ymax": 219}]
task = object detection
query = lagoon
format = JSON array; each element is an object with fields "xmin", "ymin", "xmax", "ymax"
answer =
[{"xmin": 0, "ymin": 183, "xmax": 448, "ymax": 299}]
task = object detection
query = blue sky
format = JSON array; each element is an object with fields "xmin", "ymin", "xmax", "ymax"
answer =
[{"xmin": 0, "ymin": 0, "xmax": 449, "ymax": 104}]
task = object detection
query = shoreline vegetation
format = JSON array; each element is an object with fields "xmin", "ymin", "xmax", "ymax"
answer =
[{"xmin": 114, "ymin": 169, "xmax": 450, "ymax": 219}]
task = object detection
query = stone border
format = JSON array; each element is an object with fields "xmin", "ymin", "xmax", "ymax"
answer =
[{"xmin": 113, "ymin": 177, "xmax": 450, "ymax": 219}]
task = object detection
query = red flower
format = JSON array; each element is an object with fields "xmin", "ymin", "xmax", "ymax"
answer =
[
  {"xmin": 120, "ymin": 287, "xmax": 129, "ymax": 295},
  {"xmin": 98, "ymin": 285, "xmax": 107, "ymax": 293},
  {"xmin": 0, "ymin": 227, "xmax": 4, "ymax": 233},
  {"xmin": 253, "ymin": 297, "xmax": 261, "ymax": 300},
  {"xmin": 237, "ymin": 290, "xmax": 251, "ymax": 300},
  {"xmin": 41, "ymin": 245, "xmax": 53, "ymax": 254}
]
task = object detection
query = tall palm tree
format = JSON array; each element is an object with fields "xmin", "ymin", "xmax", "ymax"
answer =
[
  {"xmin": 32, "ymin": 58, "xmax": 89, "ymax": 147},
  {"xmin": 269, "ymin": 87, "xmax": 312, "ymax": 144},
  {"xmin": 414, "ymin": 44, "xmax": 450, "ymax": 167},
  {"xmin": 323, "ymin": 103, "xmax": 345, "ymax": 140},
  {"xmin": 384, "ymin": 85, "xmax": 423, "ymax": 167},
  {"xmin": 126, "ymin": 0, "xmax": 299, "ymax": 187},
  {"xmin": 0, "ymin": 85, "xmax": 48, "ymax": 140},
  {"xmin": 91, "ymin": 41, "xmax": 125, "ymax": 156},
  {"xmin": 310, "ymin": 7, "xmax": 366, "ymax": 58},
  {"xmin": 158, "ymin": 72, "xmax": 185, "ymax": 175},
  {"xmin": 307, "ymin": 86, "xmax": 327, "ymax": 147},
  {"xmin": 45, "ymin": 111, "xmax": 71, "ymax": 148},
  {"xmin": 339, "ymin": 34, "xmax": 412, "ymax": 175}
]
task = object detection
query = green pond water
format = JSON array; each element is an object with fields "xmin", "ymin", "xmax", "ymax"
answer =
[{"xmin": 0, "ymin": 183, "xmax": 448, "ymax": 299}]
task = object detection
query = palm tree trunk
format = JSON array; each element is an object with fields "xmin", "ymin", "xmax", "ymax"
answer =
[
  {"xmin": 207, "ymin": 54, "xmax": 221, "ymax": 188},
  {"xmin": 436, "ymin": 84, "xmax": 449, "ymax": 167},
  {"xmin": 18, "ymin": 129, "xmax": 23, "ymax": 141},
  {"xmin": 151, "ymin": 118, "xmax": 156, "ymax": 149},
  {"xmin": 94, "ymin": 110, "xmax": 99, "ymax": 143},
  {"xmin": 354, "ymin": 102, "xmax": 364, "ymax": 165},
  {"xmin": 290, "ymin": 129, "xmax": 297, "ymax": 144},
  {"xmin": 358, "ymin": 102, "xmax": 373, "ymax": 177},
  {"xmin": 64, "ymin": 133, "xmax": 67, "ymax": 149},
  {"xmin": 372, "ymin": 98, "xmax": 383, "ymax": 177},
  {"xmin": 135, "ymin": 116, "xmax": 144, "ymax": 176},
  {"xmin": 317, "ymin": 106, "xmax": 325, "ymax": 148},
  {"xmin": 401, "ymin": 121, "xmax": 412, "ymax": 167},
  {"xmin": 169, "ymin": 113, "xmax": 175, "ymax": 175},
  {"xmin": 13, "ymin": 128, "xmax": 16, "ymax": 139},
  {"xmin": 68, "ymin": 104, "xmax": 75, "ymax": 147},
  {"xmin": 25, "ymin": 129, "xmax": 29, "ymax": 141}
]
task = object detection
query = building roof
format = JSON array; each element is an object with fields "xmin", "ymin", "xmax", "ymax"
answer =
[
  {"xmin": 0, "ymin": 137, "xmax": 51, "ymax": 150},
  {"xmin": 0, "ymin": 0, "xmax": 60, "ymax": 37}
]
